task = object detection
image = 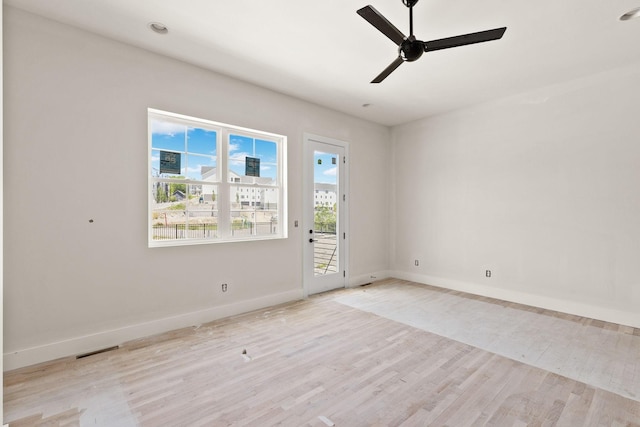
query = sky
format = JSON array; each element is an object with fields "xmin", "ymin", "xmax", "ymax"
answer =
[
  {"xmin": 313, "ymin": 151, "xmax": 338, "ymax": 185},
  {"xmin": 150, "ymin": 119, "xmax": 278, "ymax": 181},
  {"xmin": 151, "ymin": 117, "xmax": 337, "ymax": 185}
]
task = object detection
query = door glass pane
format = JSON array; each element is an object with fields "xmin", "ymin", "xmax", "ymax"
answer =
[{"xmin": 313, "ymin": 151, "xmax": 338, "ymax": 276}]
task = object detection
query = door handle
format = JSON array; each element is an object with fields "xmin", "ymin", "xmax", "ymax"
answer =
[{"xmin": 309, "ymin": 238, "xmax": 317, "ymax": 243}]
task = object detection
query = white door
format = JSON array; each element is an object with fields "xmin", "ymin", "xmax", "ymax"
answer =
[{"xmin": 303, "ymin": 134, "xmax": 348, "ymax": 296}]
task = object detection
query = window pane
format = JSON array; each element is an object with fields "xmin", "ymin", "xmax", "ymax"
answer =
[
  {"xmin": 261, "ymin": 187, "xmax": 279, "ymax": 215},
  {"xmin": 151, "ymin": 181, "xmax": 188, "ymax": 241},
  {"xmin": 186, "ymin": 153, "xmax": 217, "ymax": 181},
  {"xmin": 187, "ymin": 127, "xmax": 217, "ymax": 157},
  {"xmin": 151, "ymin": 119, "xmax": 186, "ymax": 151},
  {"xmin": 201, "ymin": 177, "xmax": 218, "ymax": 204},
  {"xmin": 228, "ymin": 135, "xmax": 278, "ymax": 184},
  {"xmin": 230, "ymin": 186, "xmax": 279, "ymax": 238},
  {"xmin": 151, "ymin": 183, "xmax": 218, "ymax": 241},
  {"xmin": 256, "ymin": 139, "xmax": 278, "ymax": 181},
  {"xmin": 151, "ymin": 149, "xmax": 185, "ymax": 178},
  {"xmin": 185, "ymin": 184, "xmax": 218, "ymax": 240},
  {"xmin": 229, "ymin": 134, "xmax": 252, "ymax": 183},
  {"xmin": 255, "ymin": 139, "xmax": 277, "ymax": 161}
]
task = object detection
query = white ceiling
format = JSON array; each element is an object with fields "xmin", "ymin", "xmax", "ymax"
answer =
[{"xmin": 6, "ymin": 0, "xmax": 640, "ymax": 126}]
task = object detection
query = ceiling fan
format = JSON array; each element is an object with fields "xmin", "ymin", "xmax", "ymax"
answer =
[{"xmin": 357, "ymin": 0, "xmax": 507, "ymax": 83}]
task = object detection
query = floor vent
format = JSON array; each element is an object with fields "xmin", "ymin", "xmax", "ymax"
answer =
[{"xmin": 76, "ymin": 346, "xmax": 119, "ymax": 359}]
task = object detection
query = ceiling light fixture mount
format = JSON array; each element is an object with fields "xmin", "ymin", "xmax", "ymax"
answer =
[
  {"xmin": 148, "ymin": 22, "xmax": 168, "ymax": 34},
  {"xmin": 620, "ymin": 7, "xmax": 640, "ymax": 21}
]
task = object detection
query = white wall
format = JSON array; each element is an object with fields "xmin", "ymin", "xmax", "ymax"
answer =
[
  {"xmin": 1, "ymin": 1, "xmax": 5, "ymax": 415},
  {"xmin": 391, "ymin": 62, "xmax": 640, "ymax": 328},
  {"xmin": 3, "ymin": 7, "xmax": 390, "ymax": 370}
]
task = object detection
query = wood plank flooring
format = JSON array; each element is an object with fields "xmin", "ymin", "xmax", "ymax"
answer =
[
  {"xmin": 334, "ymin": 279, "xmax": 640, "ymax": 402},
  {"xmin": 4, "ymin": 279, "xmax": 640, "ymax": 426}
]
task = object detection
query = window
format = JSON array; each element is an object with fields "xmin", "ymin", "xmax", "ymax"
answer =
[{"xmin": 149, "ymin": 109, "xmax": 287, "ymax": 247}]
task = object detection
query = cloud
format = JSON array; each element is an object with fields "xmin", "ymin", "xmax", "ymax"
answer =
[
  {"xmin": 228, "ymin": 142, "xmax": 241, "ymax": 152},
  {"xmin": 151, "ymin": 120, "xmax": 186, "ymax": 136},
  {"xmin": 186, "ymin": 166, "xmax": 203, "ymax": 176},
  {"xmin": 323, "ymin": 167, "xmax": 337, "ymax": 176},
  {"xmin": 229, "ymin": 152, "xmax": 251, "ymax": 165}
]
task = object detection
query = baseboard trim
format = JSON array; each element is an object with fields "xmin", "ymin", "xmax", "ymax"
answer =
[
  {"xmin": 391, "ymin": 271, "xmax": 640, "ymax": 329},
  {"xmin": 4, "ymin": 289, "xmax": 303, "ymax": 371}
]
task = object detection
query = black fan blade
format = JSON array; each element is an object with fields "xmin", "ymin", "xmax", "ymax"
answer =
[
  {"xmin": 372, "ymin": 56, "xmax": 404, "ymax": 83},
  {"xmin": 423, "ymin": 27, "xmax": 506, "ymax": 52},
  {"xmin": 357, "ymin": 5, "xmax": 406, "ymax": 46}
]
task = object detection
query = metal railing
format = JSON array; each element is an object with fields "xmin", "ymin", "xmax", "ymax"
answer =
[
  {"xmin": 152, "ymin": 224, "xmax": 218, "ymax": 240},
  {"xmin": 152, "ymin": 221, "xmax": 278, "ymax": 240},
  {"xmin": 314, "ymin": 222, "xmax": 336, "ymax": 233},
  {"xmin": 313, "ymin": 232, "xmax": 338, "ymax": 275}
]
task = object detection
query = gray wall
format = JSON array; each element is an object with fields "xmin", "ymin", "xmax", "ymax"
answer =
[
  {"xmin": 3, "ymin": 7, "xmax": 390, "ymax": 369},
  {"xmin": 390, "ymin": 63, "xmax": 640, "ymax": 327},
  {"xmin": 6, "ymin": 4, "xmax": 640, "ymax": 371}
]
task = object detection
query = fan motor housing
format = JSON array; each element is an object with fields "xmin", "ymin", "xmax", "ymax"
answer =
[{"xmin": 400, "ymin": 39, "xmax": 424, "ymax": 62}]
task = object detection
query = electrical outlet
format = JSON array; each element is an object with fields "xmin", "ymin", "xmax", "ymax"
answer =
[
  {"xmin": 485, "ymin": 270, "xmax": 491, "ymax": 278},
  {"xmin": 414, "ymin": 260, "xmax": 419, "ymax": 267},
  {"xmin": 222, "ymin": 283, "xmax": 228, "ymax": 292}
]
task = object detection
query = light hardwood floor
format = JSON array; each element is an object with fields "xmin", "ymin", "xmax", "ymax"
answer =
[
  {"xmin": 334, "ymin": 280, "xmax": 640, "ymax": 402},
  {"xmin": 4, "ymin": 279, "xmax": 640, "ymax": 426}
]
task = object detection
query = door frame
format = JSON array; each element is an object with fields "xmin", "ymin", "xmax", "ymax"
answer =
[{"xmin": 302, "ymin": 133, "xmax": 349, "ymax": 298}]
